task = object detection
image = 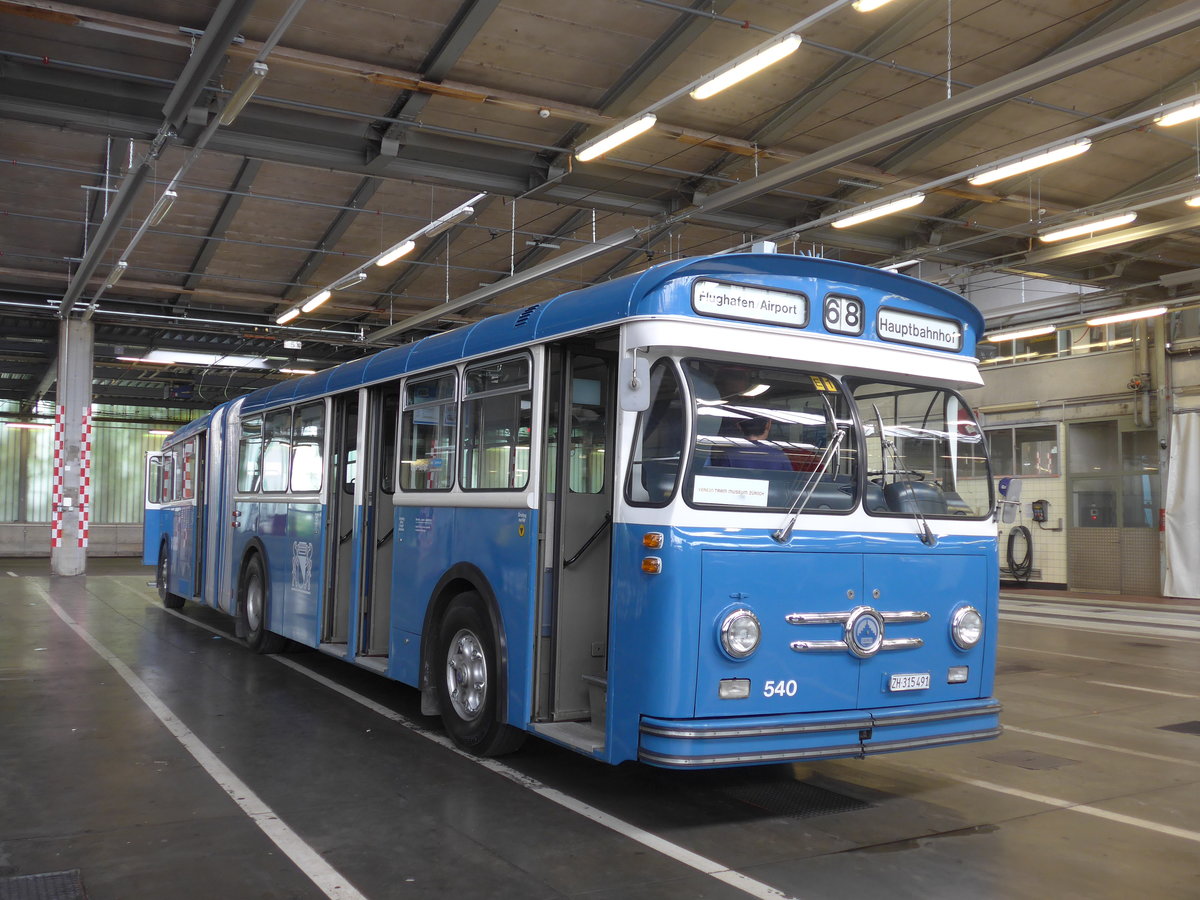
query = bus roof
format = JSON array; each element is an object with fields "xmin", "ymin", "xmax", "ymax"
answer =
[{"xmin": 211, "ymin": 252, "xmax": 983, "ymax": 422}]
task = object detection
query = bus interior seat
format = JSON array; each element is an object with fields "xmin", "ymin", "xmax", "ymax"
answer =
[{"xmin": 883, "ymin": 480, "xmax": 948, "ymax": 515}]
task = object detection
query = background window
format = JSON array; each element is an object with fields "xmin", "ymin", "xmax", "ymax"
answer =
[{"xmin": 291, "ymin": 402, "xmax": 325, "ymax": 492}]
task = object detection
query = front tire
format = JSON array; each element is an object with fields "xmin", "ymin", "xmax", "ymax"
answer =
[
  {"xmin": 435, "ymin": 591, "xmax": 525, "ymax": 756},
  {"xmin": 240, "ymin": 554, "xmax": 286, "ymax": 654},
  {"xmin": 157, "ymin": 543, "xmax": 184, "ymax": 610}
]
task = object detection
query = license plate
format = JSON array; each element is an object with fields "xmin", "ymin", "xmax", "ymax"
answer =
[{"xmin": 889, "ymin": 672, "xmax": 931, "ymax": 692}]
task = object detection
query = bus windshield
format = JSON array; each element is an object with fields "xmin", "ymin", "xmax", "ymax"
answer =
[
  {"xmin": 684, "ymin": 359, "xmax": 860, "ymax": 512},
  {"xmin": 848, "ymin": 379, "xmax": 993, "ymax": 518}
]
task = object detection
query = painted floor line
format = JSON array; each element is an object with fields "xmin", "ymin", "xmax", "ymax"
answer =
[
  {"xmin": 165, "ymin": 609, "xmax": 796, "ymax": 900},
  {"xmin": 33, "ymin": 586, "xmax": 367, "ymax": 900},
  {"xmin": 1003, "ymin": 725, "xmax": 1200, "ymax": 769},
  {"xmin": 998, "ymin": 643, "xmax": 1187, "ymax": 673},
  {"xmin": 953, "ymin": 775, "xmax": 1200, "ymax": 845},
  {"xmin": 1085, "ymin": 680, "xmax": 1199, "ymax": 699},
  {"xmin": 998, "ymin": 612, "xmax": 1199, "ymax": 642}
]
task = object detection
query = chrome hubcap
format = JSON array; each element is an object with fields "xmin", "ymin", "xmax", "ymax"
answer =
[
  {"xmin": 445, "ymin": 628, "xmax": 487, "ymax": 721},
  {"xmin": 245, "ymin": 574, "xmax": 263, "ymax": 631}
]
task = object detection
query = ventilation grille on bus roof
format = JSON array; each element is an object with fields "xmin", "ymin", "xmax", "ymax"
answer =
[{"xmin": 514, "ymin": 304, "xmax": 541, "ymax": 327}]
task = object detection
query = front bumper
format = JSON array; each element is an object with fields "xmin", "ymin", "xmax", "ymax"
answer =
[{"xmin": 638, "ymin": 698, "xmax": 1001, "ymax": 768}]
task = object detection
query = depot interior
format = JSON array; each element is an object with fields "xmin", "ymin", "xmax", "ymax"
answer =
[{"xmin": 2, "ymin": 0, "xmax": 1199, "ymax": 598}]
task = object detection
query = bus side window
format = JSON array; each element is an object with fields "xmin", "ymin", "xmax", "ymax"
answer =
[
  {"xmin": 147, "ymin": 456, "xmax": 162, "ymax": 505},
  {"xmin": 290, "ymin": 402, "xmax": 325, "ymax": 492},
  {"xmin": 162, "ymin": 451, "xmax": 175, "ymax": 503},
  {"xmin": 462, "ymin": 357, "xmax": 532, "ymax": 491},
  {"xmin": 237, "ymin": 417, "xmax": 264, "ymax": 493},
  {"xmin": 261, "ymin": 409, "xmax": 292, "ymax": 493},
  {"xmin": 625, "ymin": 360, "xmax": 684, "ymax": 505},
  {"xmin": 379, "ymin": 390, "xmax": 400, "ymax": 494},
  {"xmin": 401, "ymin": 372, "xmax": 457, "ymax": 491}
]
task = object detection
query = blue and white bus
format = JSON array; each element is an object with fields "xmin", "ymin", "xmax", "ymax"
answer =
[{"xmin": 146, "ymin": 250, "xmax": 1000, "ymax": 768}]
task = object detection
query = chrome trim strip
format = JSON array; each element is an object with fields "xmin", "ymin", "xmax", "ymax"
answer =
[
  {"xmin": 880, "ymin": 610, "xmax": 931, "ymax": 623},
  {"xmin": 872, "ymin": 701, "xmax": 1002, "ymax": 727},
  {"xmin": 785, "ymin": 611, "xmax": 851, "ymax": 624},
  {"xmin": 639, "ymin": 742, "xmax": 864, "ymax": 768},
  {"xmin": 790, "ymin": 639, "xmax": 849, "ymax": 652},
  {"xmin": 865, "ymin": 727, "xmax": 1002, "ymax": 754},
  {"xmin": 640, "ymin": 717, "xmax": 872, "ymax": 740},
  {"xmin": 880, "ymin": 637, "xmax": 924, "ymax": 650}
]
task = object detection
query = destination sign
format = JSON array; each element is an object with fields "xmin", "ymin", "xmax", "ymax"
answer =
[
  {"xmin": 692, "ymin": 280, "xmax": 808, "ymax": 328},
  {"xmin": 877, "ymin": 307, "xmax": 962, "ymax": 352}
]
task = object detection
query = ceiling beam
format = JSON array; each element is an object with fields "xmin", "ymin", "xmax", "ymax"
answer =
[{"xmin": 174, "ymin": 157, "xmax": 263, "ymax": 306}]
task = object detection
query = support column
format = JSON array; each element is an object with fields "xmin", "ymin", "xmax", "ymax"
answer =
[{"xmin": 50, "ymin": 318, "xmax": 94, "ymax": 576}]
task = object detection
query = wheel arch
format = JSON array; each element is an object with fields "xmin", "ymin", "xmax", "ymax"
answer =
[
  {"xmin": 236, "ymin": 539, "xmax": 270, "ymax": 614},
  {"xmin": 419, "ymin": 562, "xmax": 510, "ymax": 722}
]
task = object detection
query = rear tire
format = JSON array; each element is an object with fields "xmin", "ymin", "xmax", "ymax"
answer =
[
  {"xmin": 435, "ymin": 591, "xmax": 525, "ymax": 757},
  {"xmin": 157, "ymin": 544, "xmax": 185, "ymax": 610},
  {"xmin": 240, "ymin": 554, "xmax": 286, "ymax": 654}
]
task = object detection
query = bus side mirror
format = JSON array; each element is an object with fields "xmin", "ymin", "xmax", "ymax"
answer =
[{"xmin": 618, "ymin": 357, "xmax": 651, "ymax": 412}]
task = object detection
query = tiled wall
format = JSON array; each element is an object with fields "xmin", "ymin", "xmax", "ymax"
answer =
[{"xmin": 996, "ymin": 475, "xmax": 1069, "ymax": 586}]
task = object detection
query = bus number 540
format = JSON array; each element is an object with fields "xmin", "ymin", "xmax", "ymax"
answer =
[{"xmin": 763, "ymin": 679, "xmax": 798, "ymax": 698}]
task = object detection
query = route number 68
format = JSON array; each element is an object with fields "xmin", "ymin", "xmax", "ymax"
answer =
[
  {"xmin": 763, "ymin": 679, "xmax": 798, "ymax": 698},
  {"xmin": 823, "ymin": 294, "xmax": 864, "ymax": 336}
]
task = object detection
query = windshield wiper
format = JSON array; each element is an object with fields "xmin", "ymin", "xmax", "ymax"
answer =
[
  {"xmin": 873, "ymin": 404, "xmax": 936, "ymax": 547},
  {"xmin": 771, "ymin": 427, "xmax": 846, "ymax": 544}
]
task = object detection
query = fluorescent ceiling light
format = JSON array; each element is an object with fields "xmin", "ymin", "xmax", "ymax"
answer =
[
  {"xmin": 142, "ymin": 350, "xmax": 268, "ymax": 368},
  {"xmin": 148, "ymin": 190, "xmax": 178, "ymax": 226},
  {"xmin": 576, "ymin": 114, "xmax": 657, "ymax": 162},
  {"xmin": 147, "ymin": 429, "xmax": 173, "ymax": 436},
  {"xmin": 279, "ymin": 367, "xmax": 317, "ymax": 375},
  {"xmin": 376, "ymin": 239, "xmax": 416, "ymax": 266},
  {"xmin": 301, "ymin": 289, "xmax": 332, "ymax": 313},
  {"xmin": 103, "ymin": 259, "xmax": 128, "ymax": 289},
  {"xmin": 424, "ymin": 207, "xmax": 474, "ymax": 239},
  {"xmin": 1186, "ymin": 194, "xmax": 1200, "ymax": 208},
  {"xmin": 853, "ymin": 0, "xmax": 898, "ymax": 10},
  {"xmin": 219, "ymin": 61, "xmax": 268, "ymax": 126},
  {"xmin": 330, "ymin": 271, "xmax": 367, "ymax": 291},
  {"xmin": 1085, "ymin": 306, "xmax": 1167, "ymax": 327},
  {"xmin": 6, "ymin": 421, "xmax": 52, "ymax": 430},
  {"xmin": 1154, "ymin": 101, "xmax": 1200, "ymax": 128},
  {"xmin": 1039, "ymin": 211, "xmax": 1136, "ymax": 242},
  {"xmin": 879, "ymin": 258, "xmax": 920, "ymax": 271},
  {"xmin": 986, "ymin": 324, "xmax": 1055, "ymax": 343},
  {"xmin": 276, "ymin": 308, "xmax": 300, "ymax": 325},
  {"xmin": 690, "ymin": 34, "xmax": 802, "ymax": 101},
  {"xmin": 831, "ymin": 193, "xmax": 924, "ymax": 229},
  {"xmin": 967, "ymin": 139, "xmax": 1091, "ymax": 186}
]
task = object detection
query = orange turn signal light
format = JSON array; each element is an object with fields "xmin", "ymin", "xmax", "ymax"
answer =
[
  {"xmin": 643, "ymin": 532, "xmax": 664, "ymax": 549},
  {"xmin": 641, "ymin": 557, "xmax": 662, "ymax": 575}
]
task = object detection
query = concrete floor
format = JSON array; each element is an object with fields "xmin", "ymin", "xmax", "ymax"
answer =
[{"xmin": 1, "ymin": 558, "xmax": 1197, "ymax": 899}]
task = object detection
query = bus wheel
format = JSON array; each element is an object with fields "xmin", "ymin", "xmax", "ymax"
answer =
[
  {"xmin": 157, "ymin": 544, "xmax": 184, "ymax": 610},
  {"xmin": 436, "ymin": 592, "xmax": 525, "ymax": 757},
  {"xmin": 240, "ymin": 555, "xmax": 286, "ymax": 654}
]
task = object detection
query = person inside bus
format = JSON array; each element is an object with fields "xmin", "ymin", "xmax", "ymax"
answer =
[{"xmin": 715, "ymin": 416, "xmax": 792, "ymax": 471}]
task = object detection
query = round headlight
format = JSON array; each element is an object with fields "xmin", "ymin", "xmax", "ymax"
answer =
[
  {"xmin": 720, "ymin": 609, "xmax": 761, "ymax": 659},
  {"xmin": 951, "ymin": 606, "xmax": 983, "ymax": 650}
]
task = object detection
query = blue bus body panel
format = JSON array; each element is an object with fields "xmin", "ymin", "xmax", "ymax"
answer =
[
  {"xmin": 168, "ymin": 504, "xmax": 197, "ymax": 598},
  {"xmin": 143, "ymin": 508, "xmax": 168, "ymax": 566},
  {"xmin": 392, "ymin": 504, "xmax": 539, "ymax": 727},
  {"xmin": 405, "ymin": 329, "xmax": 469, "ymax": 376},
  {"xmin": 235, "ymin": 500, "xmax": 326, "ymax": 644}
]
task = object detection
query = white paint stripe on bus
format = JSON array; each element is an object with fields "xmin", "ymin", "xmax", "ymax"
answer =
[
  {"xmin": 33, "ymin": 587, "xmax": 367, "ymax": 900},
  {"xmin": 1085, "ymin": 680, "xmax": 1199, "ymax": 699},
  {"xmin": 165, "ymin": 609, "xmax": 797, "ymax": 900},
  {"xmin": 1003, "ymin": 725, "xmax": 1200, "ymax": 769},
  {"xmin": 950, "ymin": 775, "xmax": 1200, "ymax": 845}
]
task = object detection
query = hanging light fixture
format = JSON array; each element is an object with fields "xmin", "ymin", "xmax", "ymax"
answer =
[
  {"xmin": 1085, "ymin": 306, "xmax": 1167, "ymax": 327},
  {"xmin": 1039, "ymin": 211, "xmax": 1136, "ymax": 242},
  {"xmin": 967, "ymin": 139, "xmax": 1091, "ymax": 186},
  {"xmin": 831, "ymin": 193, "xmax": 924, "ymax": 229},
  {"xmin": 300, "ymin": 289, "xmax": 332, "ymax": 313},
  {"xmin": 376, "ymin": 239, "xmax": 416, "ymax": 267},
  {"xmin": 1154, "ymin": 100, "xmax": 1200, "ymax": 128},
  {"xmin": 690, "ymin": 34, "xmax": 802, "ymax": 101},
  {"xmin": 986, "ymin": 324, "xmax": 1056, "ymax": 343},
  {"xmin": 575, "ymin": 114, "xmax": 657, "ymax": 162}
]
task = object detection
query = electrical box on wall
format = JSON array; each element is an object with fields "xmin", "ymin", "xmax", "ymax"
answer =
[{"xmin": 1031, "ymin": 499, "xmax": 1048, "ymax": 522}]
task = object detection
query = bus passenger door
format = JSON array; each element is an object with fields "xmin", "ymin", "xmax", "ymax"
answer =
[
  {"xmin": 538, "ymin": 343, "xmax": 616, "ymax": 727},
  {"xmin": 142, "ymin": 451, "xmax": 165, "ymax": 566},
  {"xmin": 358, "ymin": 384, "xmax": 399, "ymax": 658},
  {"xmin": 324, "ymin": 392, "xmax": 358, "ymax": 645}
]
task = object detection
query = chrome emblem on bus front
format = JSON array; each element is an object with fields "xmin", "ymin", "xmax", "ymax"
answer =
[{"xmin": 845, "ymin": 607, "xmax": 885, "ymax": 658}]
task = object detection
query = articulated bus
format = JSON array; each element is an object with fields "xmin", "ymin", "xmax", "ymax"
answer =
[{"xmin": 145, "ymin": 251, "xmax": 1000, "ymax": 768}]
